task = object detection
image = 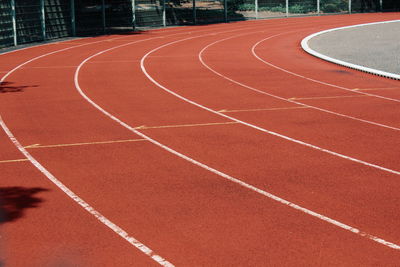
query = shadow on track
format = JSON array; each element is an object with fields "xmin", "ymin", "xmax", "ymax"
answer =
[
  {"xmin": 0, "ymin": 82, "xmax": 38, "ymax": 93},
  {"xmin": 0, "ymin": 187, "xmax": 48, "ymax": 223}
]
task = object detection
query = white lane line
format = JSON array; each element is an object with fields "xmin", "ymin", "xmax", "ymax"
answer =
[
  {"xmin": 301, "ymin": 20, "xmax": 400, "ymax": 80},
  {"xmin": 198, "ymin": 31, "xmax": 400, "ymax": 132},
  {"xmin": 75, "ymin": 28, "xmax": 400, "ymax": 251},
  {"xmin": 252, "ymin": 32, "xmax": 400, "ymax": 103},
  {"xmin": 142, "ymin": 35, "xmax": 400, "ymax": 175},
  {"xmin": 0, "ymin": 116, "xmax": 174, "ymax": 267},
  {"xmin": 0, "ymin": 35, "xmax": 183, "ymax": 267}
]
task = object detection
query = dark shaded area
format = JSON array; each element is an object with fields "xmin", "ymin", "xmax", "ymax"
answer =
[
  {"xmin": 350, "ymin": 0, "xmax": 399, "ymax": 12},
  {"xmin": 382, "ymin": 0, "xmax": 400, "ymax": 11},
  {"xmin": 76, "ymin": 0, "xmax": 135, "ymax": 36},
  {"xmin": 0, "ymin": 82, "xmax": 38, "ymax": 93},
  {"xmin": 0, "ymin": 187, "xmax": 48, "ymax": 223},
  {"xmin": 331, "ymin": 69, "xmax": 353, "ymax": 75}
]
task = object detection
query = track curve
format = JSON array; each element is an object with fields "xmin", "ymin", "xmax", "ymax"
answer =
[{"xmin": 1, "ymin": 13, "xmax": 400, "ymax": 266}]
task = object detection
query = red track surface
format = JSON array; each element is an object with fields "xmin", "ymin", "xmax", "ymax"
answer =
[{"xmin": 1, "ymin": 13, "xmax": 400, "ymax": 266}]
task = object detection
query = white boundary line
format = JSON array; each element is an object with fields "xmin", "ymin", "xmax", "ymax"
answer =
[
  {"xmin": 252, "ymin": 23, "xmax": 400, "ymax": 104},
  {"xmin": 0, "ymin": 117, "xmax": 173, "ymax": 266},
  {"xmin": 198, "ymin": 31, "xmax": 400, "ymax": 132},
  {"xmin": 0, "ymin": 25, "xmax": 254, "ymax": 266},
  {"xmin": 301, "ymin": 20, "xmax": 400, "ymax": 80},
  {"xmin": 140, "ymin": 34, "xmax": 400, "ymax": 176},
  {"xmin": 73, "ymin": 26, "xmax": 400, "ymax": 251},
  {"xmin": 0, "ymin": 35, "xmax": 179, "ymax": 267}
]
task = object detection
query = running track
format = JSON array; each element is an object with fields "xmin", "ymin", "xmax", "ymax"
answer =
[{"xmin": 1, "ymin": 13, "xmax": 399, "ymax": 266}]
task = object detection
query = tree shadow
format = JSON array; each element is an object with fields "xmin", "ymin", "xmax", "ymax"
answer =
[
  {"xmin": 0, "ymin": 187, "xmax": 49, "ymax": 224},
  {"xmin": 0, "ymin": 82, "xmax": 38, "ymax": 93}
]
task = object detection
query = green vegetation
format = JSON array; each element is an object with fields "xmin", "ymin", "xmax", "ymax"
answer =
[{"xmin": 235, "ymin": 0, "xmax": 349, "ymax": 13}]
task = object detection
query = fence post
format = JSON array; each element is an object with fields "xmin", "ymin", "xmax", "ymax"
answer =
[
  {"xmin": 224, "ymin": 0, "xmax": 228, "ymax": 22},
  {"xmin": 11, "ymin": 0, "xmax": 17, "ymax": 46},
  {"xmin": 349, "ymin": 0, "xmax": 351, "ymax": 14},
  {"xmin": 102, "ymin": 0, "xmax": 106, "ymax": 33},
  {"xmin": 255, "ymin": 0, "xmax": 258, "ymax": 19},
  {"xmin": 40, "ymin": 0, "xmax": 46, "ymax": 40},
  {"xmin": 70, "ymin": 0, "xmax": 76, "ymax": 36},
  {"xmin": 317, "ymin": 0, "xmax": 320, "ymax": 15},
  {"xmin": 286, "ymin": 0, "xmax": 289, "ymax": 17},
  {"xmin": 193, "ymin": 0, "xmax": 196, "ymax": 25},
  {"xmin": 131, "ymin": 0, "xmax": 136, "ymax": 30},
  {"xmin": 163, "ymin": 0, "xmax": 167, "ymax": 27}
]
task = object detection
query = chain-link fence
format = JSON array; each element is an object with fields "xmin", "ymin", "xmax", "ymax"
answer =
[{"xmin": 1, "ymin": 0, "xmax": 399, "ymax": 49}]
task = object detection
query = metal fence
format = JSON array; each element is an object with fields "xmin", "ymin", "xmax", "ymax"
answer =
[{"xmin": 0, "ymin": 0, "xmax": 398, "ymax": 49}]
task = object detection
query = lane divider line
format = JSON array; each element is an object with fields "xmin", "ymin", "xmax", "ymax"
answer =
[
  {"xmin": 198, "ymin": 30, "xmax": 400, "ymax": 132},
  {"xmin": 301, "ymin": 20, "xmax": 400, "ymax": 81},
  {"xmin": 144, "ymin": 33, "xmax": 400, "ymax": 174},
  {"xmin": 24, "ymin": 139, "xmax": 147, "ymax": 149},
  {"xmin": 0, "ymin": 115, "xmax": 174, "ymax": 267},
  {"xmin": 253, "ymin": 29, "xmax": 400, "ymax": 103},
  {"xmin": 0, "ymin": 30, "xmax": 222, "ymax": 267},
  {"xmin": 0, "ymin": 25, "xmax": 261, "ymax": 266},
  {"xmin": 74, "ymin": 26, "xmax": 400, "ymax": 251}
]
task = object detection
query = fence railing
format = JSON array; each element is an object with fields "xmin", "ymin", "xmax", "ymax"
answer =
[{"xmin": 0, "ymin": 0, "xmax": 397, "ymax": 49}]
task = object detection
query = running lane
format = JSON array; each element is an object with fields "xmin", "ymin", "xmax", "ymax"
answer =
[{"xmin": 77, "ymin": 15, "xmax": 400, "ymax": 265}]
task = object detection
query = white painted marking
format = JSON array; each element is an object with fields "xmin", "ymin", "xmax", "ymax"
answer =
[
  {"xmin": 198, "ymin": 31, "xmax": 400, "ymax": 132},
  {"xmin": 252, "ymin": 28, "xmax": 400, "ymax": 103},
  {"xmin": 301, "ymin": 20, "xmax": 400, "ymax": 80},
  {"xmin": 0, "ymin": 36, "xmax": 177, "ymax": 267},
  {"xmin": 0, "ymin": 116, "xmax": 174, "ymax": 267},
  {"xmin": 74, "ymin": 26, "xmax": 400, "ymax": 250},
  {"xmin": 143, "ymin": 36, "xmax": 400, "ymax": 175}
]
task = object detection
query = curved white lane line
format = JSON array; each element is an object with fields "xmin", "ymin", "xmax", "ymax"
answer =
[
  {"xmin": 0, "ymin": 117, "xmax": 174, "ymax": 266},
  {"xmin": 141, "ymin": 35, "xmax": 400, "ymax": 175},
  {"xmin": 252, "ymin": 28, "xmax": 400, "ymax": 103},
  {"xmin": 74, "ymin": 25, "xmax": 400, "ymax": 251},
  {"xmin": 301, "ymin": 20, "xmax": 400, "ymax": 80},
  {"xmin": 0, "ymin": 35, "xmax": 180, "ymax": 267},
  {"xmin": 198, "ymin": 31, "xmax": 400, "ymax": 132}
]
